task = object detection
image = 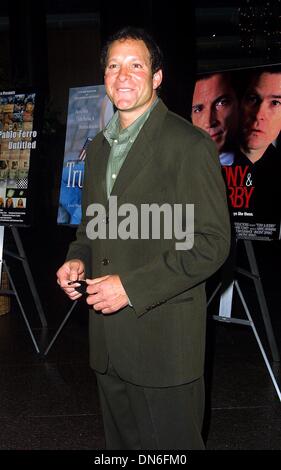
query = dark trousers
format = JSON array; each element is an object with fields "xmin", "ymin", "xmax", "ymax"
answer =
[{"xmin": 96, "ymin": 361, "xmax": 205, "ymax": 450}]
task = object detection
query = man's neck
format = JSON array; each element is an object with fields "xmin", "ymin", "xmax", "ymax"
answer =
[
  {"xmin": 240, "ymin": 146, "xmax": 268, "ymax": 164},
  {"xmin": 118, "ymin": 96, "xmax": 158, "ymax": 129}
]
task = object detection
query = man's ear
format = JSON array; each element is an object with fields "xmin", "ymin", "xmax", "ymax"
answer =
[{"xmin": 153, "ymin": 69, "xmax": 163, "ymax": 90}]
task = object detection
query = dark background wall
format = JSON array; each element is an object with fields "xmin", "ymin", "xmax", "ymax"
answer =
[
  {"xmin": 1, "ymin": 0, "xmax": 197, "ymax": 121},
  {"xmin": 2, "ymin": 1, "xmax": 280, "ymax": 116}
]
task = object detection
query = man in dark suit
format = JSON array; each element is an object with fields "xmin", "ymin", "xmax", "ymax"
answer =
[{"xmin": 57, "ymin": 27, "xmax": 230, "ymax": 450}]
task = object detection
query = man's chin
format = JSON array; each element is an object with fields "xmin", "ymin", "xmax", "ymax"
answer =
[
  {"xmin": 116, "ymin": 105, "xmax": 136, "ymax": 113},
  {"xmin": 114, "ymin": 98, "xmax": 135, "ymax": 111},
  {"xmin": 211, "ymin": 135, "xmax": 225, "ymax": 152},
  {"xmin": 244, "ymin": 136, "xmax": 264, "ymax": 149}
]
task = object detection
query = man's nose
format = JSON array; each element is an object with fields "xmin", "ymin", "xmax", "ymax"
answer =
[
  {"xmin": 255, "ymin": 101, "xmax": 267, "ymax": 121},
  {"xmin": 207, "ymin": 107, "xmax": 219, "ymax": 128},
  {"xmin": 117, "ymin": 65, "xmax": 129, "ymax": 80}
]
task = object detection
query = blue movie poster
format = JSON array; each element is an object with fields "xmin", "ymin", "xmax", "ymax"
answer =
[{"xmin": 57, "ymin": 85, "xmax": 113, "ymax": 225}]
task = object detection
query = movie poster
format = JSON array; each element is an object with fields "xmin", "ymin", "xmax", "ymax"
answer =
[
  {"xmin": 57, "ymin": 85, "xmax": 113, "ymax": 225},
  {"xmin": 191, "ymin": 65, "xmax": 281, "ymax": 240},
  {"xmin": 0, "ymin": 90, "xmax": 36, "ymax": 225}
]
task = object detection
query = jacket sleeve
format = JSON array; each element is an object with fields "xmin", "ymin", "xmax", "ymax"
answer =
[{"xmin": 120, "ymin": 135, "xmax": 231, "ymax": 317}]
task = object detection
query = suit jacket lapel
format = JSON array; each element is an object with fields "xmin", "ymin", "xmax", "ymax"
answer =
[
  {"xmin": 109, "ymin": 99, "xmax": 168, "ymax": 202},
  {"xmin": 90, "ymin": 135, "xmax": 110, "ymax": 207}
]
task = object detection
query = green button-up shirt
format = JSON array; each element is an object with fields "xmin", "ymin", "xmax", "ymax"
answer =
[{"xmin": 103, "ymin": 98, "xmax": 158, "ymax": 198}]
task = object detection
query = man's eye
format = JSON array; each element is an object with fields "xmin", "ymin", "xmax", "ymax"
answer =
[
  {"xmin": 131, "ymin": 63, "xmax": 143, "ymax": 69},
  {"xmin": 108, "ymin": 64, "xmax": 119, "ymax": 69},
  {"xmin": 192, "ymin": 105, "xmax": 202, "ymax": 113},
  {"xmin": 215, "ymin": 98, "xmax": 230, "ymax": 108},
  {"xmin": 271, "ymin": 100, "xmax": 281, "ymax": 107}
]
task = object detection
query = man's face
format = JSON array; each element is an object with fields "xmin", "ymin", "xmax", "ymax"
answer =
[
  {"xmin": 241, "ymin": 72, "xmax": 281, "ymax": 152},
  {"xmin": 192, "ymin": 74, "xmax": 239, "ymax": 152},
  {"xmin": 25, "ymin": 102, "xmax": 34, "ymax": 113},
  {"xmin": 104, "ymin": 38, "xmax": 162, "ymax": 118}
]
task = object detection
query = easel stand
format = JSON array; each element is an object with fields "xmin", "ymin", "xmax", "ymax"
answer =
[
  {"xmin": 0, "ymin": 225, "xmax": 47, "ymax": 353},
  {"xmin": 208, "ymin": 238, "xmax": 281, "ymax": 401},
  {"xmin": 43, "ymin": 300, "xmax": 77, "ymax": 356}
]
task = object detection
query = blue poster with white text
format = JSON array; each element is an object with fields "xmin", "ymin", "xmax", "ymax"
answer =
[{"xmin": 57, "ymin": 85, "xmax": 113, "ymax": 225}]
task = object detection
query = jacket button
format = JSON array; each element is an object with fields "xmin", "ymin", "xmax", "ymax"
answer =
[{"xmin": 102, "ymin": 258, "xmax": 109, "ymax": 265}]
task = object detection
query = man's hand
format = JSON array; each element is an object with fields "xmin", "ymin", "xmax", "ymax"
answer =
[
  {"xmin": 56, "ymin": 259, "xmax": 85, "ymax": 301},
  {"xmin": 86, "ymin": 274, "xmax": 129, "ymax": 314}
]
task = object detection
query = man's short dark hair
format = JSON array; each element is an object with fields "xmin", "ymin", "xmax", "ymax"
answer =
[
  {"xmin": 242, "ymin": 64, "xmax": 281, "ymax": 98},
  {"xmin": 100, "ymin": 26, "xmax": 163, "ymax": 76},
  {"xmin": 255, "ymin": 64, "xmax": 281, "ymax": 76},
  {"xmin": 195, "ymin": 71, "xmax": 245, "ymax": 101}
]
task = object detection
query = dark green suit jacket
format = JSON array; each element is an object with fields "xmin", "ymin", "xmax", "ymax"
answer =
[{"xmin": 67, "ymin": 99, "xmax": 230, "ymax": 387}]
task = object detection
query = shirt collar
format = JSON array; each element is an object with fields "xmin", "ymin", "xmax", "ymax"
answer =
[{"xmin": 103, "ymin": 98, "xmax": 159, "ymax": 146}]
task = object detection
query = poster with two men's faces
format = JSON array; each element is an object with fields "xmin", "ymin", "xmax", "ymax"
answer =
[{"xmin": 191, "ymin": 65, "xmax": 281, "ymax": 240}]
